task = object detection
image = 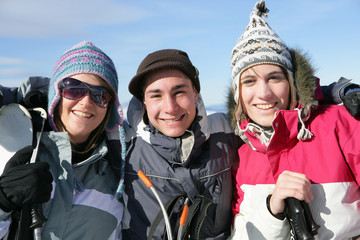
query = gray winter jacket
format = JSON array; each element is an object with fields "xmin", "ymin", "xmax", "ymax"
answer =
[
  {"xmin": 0, "ymin": 77, "xmax": 124, "ymax": 239},
  {"xmin": 122, "ymin": 96, "xmax": 241, "ymax": 240}
]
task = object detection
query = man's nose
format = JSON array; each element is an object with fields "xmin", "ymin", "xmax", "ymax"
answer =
[{"xmin": 163, "ymin": 95, "xmax": 178, "ymax": 113}]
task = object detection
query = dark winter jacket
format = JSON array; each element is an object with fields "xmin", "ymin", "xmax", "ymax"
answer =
[{"xmin": 122, "ymin": 95, "xmax": 241, "ymax": 240}]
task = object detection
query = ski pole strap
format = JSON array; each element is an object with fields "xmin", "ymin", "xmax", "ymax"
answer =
[
  {"xmin": 8, "ymin": 205, "xmax": 33, "ymax": 240},
  {"xmin": 148, "ymin": 194, "xmax": 185, "ymax": 240},
  {"xmin": 185, "ymin": 195, "xmax": 213, "ymax": 240},
  {"xmin": 148, "ymin": 194, "xmax": 213, "ymax": 240}
]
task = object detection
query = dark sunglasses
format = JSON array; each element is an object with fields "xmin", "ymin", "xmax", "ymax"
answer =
[{"xmin": 59, "ymin": 78, "xmax": 113, "ymax": 108}]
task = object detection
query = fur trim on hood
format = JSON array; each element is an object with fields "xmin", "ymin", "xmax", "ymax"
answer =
[{"xmin": 227, "ymin": 49, "xmax": 319, "ymax": 135}]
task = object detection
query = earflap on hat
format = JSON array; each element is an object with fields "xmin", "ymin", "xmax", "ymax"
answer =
[
  {"xmin": 46, "ymin": 41, "xmax": 127, "ymax": 198},
  {"xmin": 231, "ymin": 0, "xmax": 296, "ymax": 123}
]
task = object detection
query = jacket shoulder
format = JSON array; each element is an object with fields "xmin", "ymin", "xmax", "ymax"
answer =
[
  {"xmin": 311, "ymin": 104, "xmax": 359, "ymax": 130},
  {"xmin": 207, "ymin": 112, "xmax": 234, "ymax": 134}
]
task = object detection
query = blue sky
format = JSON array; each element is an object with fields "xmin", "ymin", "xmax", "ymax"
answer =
[{"xmin": 0, "ymin": 0, "xmax": 359, "ymax": 107}]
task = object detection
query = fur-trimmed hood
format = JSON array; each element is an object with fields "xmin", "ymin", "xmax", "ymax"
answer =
[{"xmin": 228, "ymin": 49, "xmax": 319, "ymax": 142}]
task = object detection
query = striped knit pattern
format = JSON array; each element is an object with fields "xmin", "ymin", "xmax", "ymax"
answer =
[
  {"xmin": 47, "ymin": 41, "xmax": 126, "ymax": 198},
  {"xmin": 48, "ymin": 41, "xmax": 122, "ymax": 131},
  {"xmin": 230, "ymin": 0, "xmax": 296, "ymax": 124},
  {"xmin": 114, "ymin": 124, "xmax": 126, "ymax": 199}
]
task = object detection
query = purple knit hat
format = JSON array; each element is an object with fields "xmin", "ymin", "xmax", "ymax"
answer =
[
  {"xmin": 47, "ymin": 41, "xmax": 126, "ymax": 198},
  {"xmin": 48, "ymin": 40, "xmax": 123, "ymax": 131}
]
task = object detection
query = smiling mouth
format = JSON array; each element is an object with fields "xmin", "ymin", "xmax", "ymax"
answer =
[
  {"xmin": 255, "ymin": 103, "xmax": 275, "ymax": 110},
  {"xmin": 163, "ymin": 115, "xmax": 184, "ymax": 123},
  {"xmin": 73, "ymin": 110, "xmax": 92, "ymax": 118}
]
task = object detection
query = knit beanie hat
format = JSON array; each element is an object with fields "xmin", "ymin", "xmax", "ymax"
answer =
[
  {"xmin": 47, "ymin": 41, "xmax": 127, "ymax": 198},
  {"xmin": 231, "ymin": 0, "xmax": 296, "ymax": 122},
  {"xmin": 129, "ymin": 49, "xmax": 200, "ymax": 100},
  {"xmin": 48, "ymin": 41, "xmax": 123, "ymax": 131}
]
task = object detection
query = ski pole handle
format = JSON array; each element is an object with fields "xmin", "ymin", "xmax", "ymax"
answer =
[
  {"xmin": 30, "ymin": 203, "xmax": 47, "ymax": 240},
  {"xmin": 285, "ymin": 197, "xmax": 318, "ymax": 240},
  {"xmin": 138, "ymin": 170, "xmax": 173, "ymax": 240},
  {"xmin": 301, "ymin": 201, "xmax": 320, "ymax": 236},
  {"xmin": 29, "ymin": 108, "xmax": 48, "ymax": 240}
]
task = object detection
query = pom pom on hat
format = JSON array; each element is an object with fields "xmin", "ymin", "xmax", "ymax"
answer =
[
  {"xmin": 47, "ymin": 41, "xmax": 123, "ymax": 131},
  {"xmin": 230, "ymin": 0, "xmax": 296, "ymax": 122},
  {"xmin": 254, "ymin": 0, "xmax": 269, "ymax": 18}
]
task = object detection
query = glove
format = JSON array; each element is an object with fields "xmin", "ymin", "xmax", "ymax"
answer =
[
  {"xmin": 342, "ymin": 88, "xmax": 360, "ymax": 120},
  {"xmin": 0, "ymin": 146, "xmax": 53, "ymax": 212},
  {"xmin": 20, "ymin": 90, "xmax": 48, "ymax": 110}
]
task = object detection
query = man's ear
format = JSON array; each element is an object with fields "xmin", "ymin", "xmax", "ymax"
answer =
[
  {"xmin": 142, "ymin": 107, "xmax": 149, "ymax": 125},
  {"xmin": 143, "ymin": 101, "xmax": 147, "ymax": 110},
  {"xmin": 193, "ymin": 87, "xmax": 199, "ymax": 102}
]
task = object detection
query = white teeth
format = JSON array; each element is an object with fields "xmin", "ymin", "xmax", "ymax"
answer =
[
  {"xmin": 256, "ymin": 104, "xmax": 274, "ymax": 110},
  {"xmin": 73, "ymin": 111, "xmax": 91, "ymax": 118},
  {"xmin": 164, "ymin": 116, "xmax": 182, "ymax": 123}
]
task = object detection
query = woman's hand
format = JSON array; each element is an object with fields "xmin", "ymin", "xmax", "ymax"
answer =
[{"xmin": 269, "ymin": 170, "xmax": 313, "ymax": 215}]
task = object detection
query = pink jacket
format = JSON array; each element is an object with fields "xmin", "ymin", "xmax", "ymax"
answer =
[{"xmin": 231, "ymin": 105, "xmax": 360, "ymax": 239}]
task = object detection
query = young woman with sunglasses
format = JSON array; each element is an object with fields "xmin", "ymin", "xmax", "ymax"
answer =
[{"xmin": 0, "ymin": 41, "xmax": 126, "ymax": 239}]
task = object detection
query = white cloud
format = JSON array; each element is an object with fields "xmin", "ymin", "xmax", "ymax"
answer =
[
  {"xmin": 0, "ymin": 57, "xmax": 24, "ymax": 65},
  {"xmin": 0, "ymin": 68, "xmax": 30, "ymax": 77},
  {"xmin": 0, "ymin": 0, "xmax": 150, "ymax": 38}
]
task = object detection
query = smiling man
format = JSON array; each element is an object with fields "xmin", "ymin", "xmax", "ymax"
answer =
[
  {"xmin": 122, "ymin": 49, "xmax": 241, "ymax": 240},
  {"xmin": 142, "ymin": 68, "xmax": 198, "ymax": 137}
]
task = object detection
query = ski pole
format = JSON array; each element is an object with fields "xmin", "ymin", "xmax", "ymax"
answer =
[
  {"xmin": 29, "ymin": 108, "xmax": 48, "ymax": 240},
  {"xmin": 138, "ymin": 170, "xmax": 173, "ymax": 240}
]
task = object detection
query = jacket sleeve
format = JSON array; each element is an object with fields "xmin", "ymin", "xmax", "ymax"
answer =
[
  {"xmin": 0, "ymin": 86, "xmax": 17, "ymax": 107},
  {"xmin": 321, "ymin": 77, "xmax": 355, "ymax": 104},
  {"xmin": 338, "ymin": 107, "xmax": 360, "ymax": 185},
  {"xmin": 231, "ymin": 184, "xmax": 290, "ymax": 239},
  {"xmin": 0, "ymin": 210, "xmax": 12, "ymax": 239},
  {"xmin": 16, "ymin": 76, "xmax": 50, "ymax": 103},
  {"xmin": 0, "ymin": 77, "xmax": 50, "ymax": 108}
]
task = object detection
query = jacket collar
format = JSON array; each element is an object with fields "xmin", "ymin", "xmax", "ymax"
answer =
[{"xmin": 240, "ymin": 109, "xmax": 309, "ymax": 152}]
